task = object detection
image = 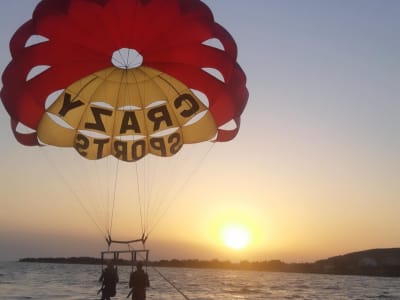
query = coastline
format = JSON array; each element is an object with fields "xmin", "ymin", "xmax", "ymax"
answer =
[{"xmin": 19, "ymin": 248, "xmax": 400, "ymax": 277}]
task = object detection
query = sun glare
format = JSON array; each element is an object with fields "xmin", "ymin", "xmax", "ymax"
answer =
[{"xmin": 221, "ymin": 224, "xmax": 251, "ymax": 250}]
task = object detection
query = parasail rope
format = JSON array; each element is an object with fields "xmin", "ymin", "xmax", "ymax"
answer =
[
  {"xmin": 125, "ymin": 65, "xmax": 148, "ymax": 238},
  {"xmin": 147, "ymin": 142, "xmax": 215, "ymax": 237},
  {"xmin": 135, "ymin": 162, "xmax": 146, "ymax": 236},
  {"xmin": 134, "ymin": 250, "xmax": 191, "ymax": 300},
  {"xmin": 108, "ymin": 68, "xmax": 135, "ymax": 240},
  {"xmin": 39, "ymin": 149, "xmax": 106, "ymax": 237},
  {"xmin": 151, "ymin": 265, "xmax": 191, "ymax": 300},
  {"xmin": 108, "ymin": 158, "xmax": 121, "ymax": 239}
]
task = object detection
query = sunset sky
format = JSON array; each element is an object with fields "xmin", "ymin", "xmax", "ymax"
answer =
[{"xmin": 1, "ymin": 0, "xmax": 399, "ymax": 263}]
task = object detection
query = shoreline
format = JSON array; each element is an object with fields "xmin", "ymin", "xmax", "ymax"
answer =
[{"xmin": 19, "ymin": 247, "xmax": 400, "ymax": 277}]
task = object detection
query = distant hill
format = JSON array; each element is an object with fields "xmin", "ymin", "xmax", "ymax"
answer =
[
  {"xmin": 19, "ymin": 248, "xmax": 400, "ymax": 277},
  {"xmin": 311, "ymin": 248, "xmax": 400, "ymax": 277}
]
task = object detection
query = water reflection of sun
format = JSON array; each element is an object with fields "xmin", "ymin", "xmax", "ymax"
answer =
[{"xmin": 220, "ymin": 223, "xmax": 252, "ymax": 250}]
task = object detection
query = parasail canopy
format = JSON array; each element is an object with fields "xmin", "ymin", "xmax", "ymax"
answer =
[{"xmin": 1, "ymin": 0, "xmax": 248, "ymax": 162}]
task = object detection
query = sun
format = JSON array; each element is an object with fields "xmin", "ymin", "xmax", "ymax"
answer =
[{"xmin": 220, "ymin": 223, "xmax": 251, "ymax": 250}]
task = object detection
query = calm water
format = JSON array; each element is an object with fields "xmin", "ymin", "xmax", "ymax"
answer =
[{"xmin": 0, "ymin": 261, "xmax": 399, "ymax": 299}]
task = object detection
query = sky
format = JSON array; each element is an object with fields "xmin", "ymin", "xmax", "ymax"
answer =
[{"xmin": 0, "ymin": 0, "xmax": 399, "ymax": 263}]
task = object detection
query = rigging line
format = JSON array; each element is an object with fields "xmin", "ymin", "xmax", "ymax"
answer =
[
  {"xmin": 121, "ymin": 67, "xmax": 147, "ymax": 237},
  {"xmin": 151, "ymin": 265, "xmax": 191, "ymax": 300},
  {"xmin": 105, "ymin": 157, "xmax": 112, "ymax": 237},
  {"xmin": 141, "ymin": 71, "xmax": 149, "ymax": 236},
  {"xmin": 64, "ymin": 73, "xmax": 116, "ymax": 235},
  {"xmin": 85, "ymin": 70, "xmax": 121, "ymax": 235},
  {"xmin": 147, "ymin": 146, "xmax": 184, "ymax": 228},
  {"xmin": 135, "ymin": 161, "xmax": 145, "ymax": 236},
  {"xmin": 137, "ymin": 149, "xmax": 147, "ymax": 237},
  {"xmin": 83, "ymin": 158, "xmax": 106, "ymax": 233},
  {"xmin": 147, "ymin": 84, "xmax": 179, "ymax": 233},
  {"xmin": 140, "ymin": 71, "xmax": 208, "ymax": 234},
  {"xmin": 144, "ymin": 156, "xmax": 150, "ymax": 235},
  {"xmin": 109, "ymin": 68, "xmax": 129, "ymax": 237},
  {"xmin": 134, "ymin": 70, "xmax": 179, "ymax": 233},
  {"xmin": 148, "ymin": 142, "xmax": 215, "ymax": 236},
  {"xmin": 39, "ymin": 149, "xmax": 106, "ymax": 237},
  {"xmin": 109, "ymin": 158, "xmax": 120, "ymax": 237},
  {"xmin": 125, "ymin": 68, "xmax": 148, "ymax": 236},
  {"xmin": 90, "ymin": 155, "xmax": 110, "ymax": 234},
  {"xmin": 88, "ymin": 68, "xmax": 119, "ymax": 236},
  {"xmin": 144, "ymin": 152, "xmax": 155, "ymax": 236}
]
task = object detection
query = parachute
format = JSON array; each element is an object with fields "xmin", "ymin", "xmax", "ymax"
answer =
[{"xmin": 1, "ymin": 0, "xmax": 248, "ymax": 253}]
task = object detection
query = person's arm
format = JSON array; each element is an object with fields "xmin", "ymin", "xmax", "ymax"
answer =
[
  {"xmin": 99, "ymin": 271, "xmax": 104, "ymax": 282},
  {"xmin": 98, "ymin": 271, "xmax": 105, "ymax": 295},
  {"xmin": 129, "ymin": 272, "xmax": 134, "ymax": 288},
  {"xmin": 115, "ymin": 267, "xmax": 119, "ymax": 283},
  {"xmin": 127, "ymin": 272, "xmax": 134, "ymax": 298}
]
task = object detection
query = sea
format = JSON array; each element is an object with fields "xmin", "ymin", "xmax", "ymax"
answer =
[{"xmin": 0, "ymin": 261, "xmax": 399, "ymax": 300}]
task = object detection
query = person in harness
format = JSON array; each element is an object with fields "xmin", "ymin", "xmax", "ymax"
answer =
[
  {"xmin": 99, "ymin": 261, "xmax": 119, "ymax": 300},
  {"xmin": 128, "ymin": 261, "xmax": 150, "ymax": 300}
]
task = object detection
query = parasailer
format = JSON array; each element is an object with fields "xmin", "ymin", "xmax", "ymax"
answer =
[
  {"xmin": 1, "ymin": 0, "xmax": 248, "ymax": 297},
  {"xmin": 128, "ymin": 261, "xmax": 150, "ymax": 300},
  {"xmin": 99, "ymin": 261, "xmax": 119, "ymax": 300}
]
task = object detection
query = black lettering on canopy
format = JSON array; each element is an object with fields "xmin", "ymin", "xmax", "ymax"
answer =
[
  {"xmin": 120, "ymin": 111, "xmax": 141, "ymax": 134},
  {"xmin": 132, "ymin": 140, "xmax": 146, "ymax": 161},
  {"xmin": 150, "ymin": 137, "xmax": 167, "ymax": 156},
  {"xmin": 93, "ymin": 138, "xmax": 109, "ymax": 159},
  {"xmin": 114, "ymin": 139, "xmax": 147, "ymax": 162},
  {"xmin": 85, "ymin": 107, "xmax": 113, "ymax": 132},
  {"xmin": 147, "ymin": 105, "xmax": 173, "ymax": 132},
  {"xmin": 59, "ymin": 93, "xmax": 84, "ymax": 117},
  {"xmin": 174, "ymin": 93, "xmax": 200, "ymax": 118},
  {"xmin": 114, "ymin": 140, "xmax": 128, "ymax": 161},
  {"xmin": 74, "ymin": 133, "xmax": 90, "ymax": 157},
  {"xmin": 169, "ymin": 132, "xmax": 182, "ymax": 155}
]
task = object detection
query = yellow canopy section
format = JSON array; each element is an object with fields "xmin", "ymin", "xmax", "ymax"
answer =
[{"xmin": 37, "ymin": 66, "xmax": 217, "ymax": 161}]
